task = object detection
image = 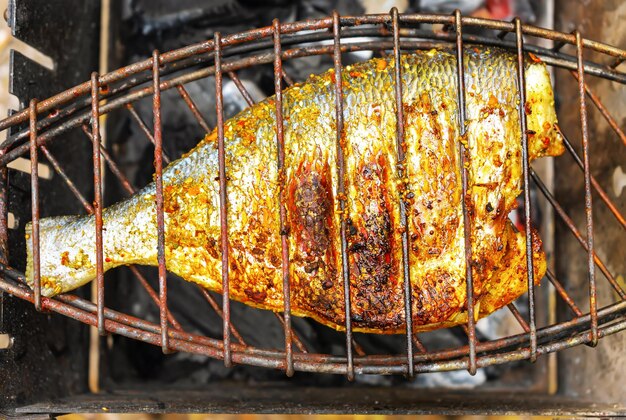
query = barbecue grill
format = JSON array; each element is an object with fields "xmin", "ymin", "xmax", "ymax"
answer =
[{"xmin": 1, "ymin": 0, "xmax": 625, "ymax": 416}]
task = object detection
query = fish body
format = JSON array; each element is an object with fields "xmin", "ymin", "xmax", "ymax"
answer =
[{"xmin": 26, "ymin": 47, "xmax": 564, "ymax": 333}]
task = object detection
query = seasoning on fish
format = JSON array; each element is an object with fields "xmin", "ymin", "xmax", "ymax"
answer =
[{"xmin": 25, "ymin": 47, "xmax": 564, "ymax": 333}]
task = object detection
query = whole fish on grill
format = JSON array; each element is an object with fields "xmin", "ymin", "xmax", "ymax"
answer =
[{"xmin": 25, "ymin": 47, "xmax": 564, "ymax": 333}]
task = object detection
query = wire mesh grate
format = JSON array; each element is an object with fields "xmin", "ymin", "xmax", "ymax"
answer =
[{"xmin": 0, "ymin": 10, "xmax": 624, "ymax": 377}]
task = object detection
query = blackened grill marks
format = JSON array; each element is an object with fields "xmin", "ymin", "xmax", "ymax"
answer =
[
  {"xmin": 348, "ymin": 155, "xmax": 401, "ymax": 330},
  {"xmin": 292, "ymin": 164, "xmax": 332, "ymax": 269},
  {"xmin": 287, "ymin": 159, "xmax": 342, "ymax": 324}
]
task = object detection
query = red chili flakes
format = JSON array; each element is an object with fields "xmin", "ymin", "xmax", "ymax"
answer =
[
  {"xmin": 524, "ymin": 102, "xmax": 532, "ymax": 115},
  {"xmin": 244, "ymin": 288, "xmax": 267, "ymax": 302}
]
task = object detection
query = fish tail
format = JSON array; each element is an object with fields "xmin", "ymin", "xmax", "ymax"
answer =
[{"xmin": 26, "ymin": 214, "xmax": 86, "ymax": 296}]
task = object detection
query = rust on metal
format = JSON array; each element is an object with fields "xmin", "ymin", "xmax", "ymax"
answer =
[
  {"xmin": 273, "ymin": 18, "xmax": 295, "ymax": 377},
  {"xmin": 453, "ymin": 9, "xmax": 477, "ymax": 376},
  {"xmin": 125, "ymin": 103, "xmax": 171, "ymax": 164},
  {"xmin": 281, "ymin": 69, "xmax": 295, "ymax": 87},
  {"xmin": 40, "ymin": 145, "xmax": 93, "ymax": 211},
  {"xmin": 152, "ymin": 50, "xmax": 170, "ymax": 352},
  {"xmin": 569, "ymin": 70, "xmax": 626, "ymax": 148},
  {"xmin": 129, "ymin": 265, "xmax": 181, "ymax": 331},
  {"xmin": 29, "ymin": 99, "xmax": 42, "ymax": 312},
  {"xmin": 0, "ymin": 166, "xmax": 7, "ymax": 267},
  {"xmin": 412, "ymin": 335, "xmax": 428, "ymax": 354},
  {"xmin": 575, "ymin": 31, "xmax": 598, "ymax": 347},
  {"xmin": 507, "ymin": 303, "xmax": 531, "ymax": 333},
  {"xmin": 228, "ymin": 72, "xmax": 255, "ymax": 106},
  {"xmin": 332, "ymin": 10, "xmax": 355, "ymax": 381},
  {"xmin": 90, "ymin": 73, "xmax": 106, "ymax": 336},
  {"xmin": 214, "ymin": 32, "xmax": 232, "ymax": 368},
  {"xmin": 82, "ymin": 125, "xmax": 136, "ymax": 196},
  {"xmin": 609, "ymin": 56, "xmax": 625, "ymax": 69},
  {"xmin": 351, "ymin": 339, "xmax": 366, "ymax": 357},
  {"xmin": 197, "ymin": 286, "xmax": 247, "ymax": 346},
  {"xmin": 391, "ymin": 6, "xmax": 415, "ymax": 379},
  {"xmin": 273, "ymin": 312, "xmax": 309, "ymax": 353},
  {"xmin": 545, "ymin": 269, "xmax": 583, "ymax": 317},
  {"xmin": 514, "ymin": 18, "xmax": 537, "ymax": 362},
  {"xmin": 176, "ymin": 85, "xmax": 211, "ymax": 134}
]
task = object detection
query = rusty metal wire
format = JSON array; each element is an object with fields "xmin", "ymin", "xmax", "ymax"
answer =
[
  {"xmin": 514, "ymin": 17, "xmax": 537, "ymax": 363},
  {"xmin": 89, "ymin": 73, "xmax": 106, "ymax": 337},
  {"xmin": 0, "ymin": 10, "xmax": 625, "ymax": 378},
  {"xmin": 29, "ymin": 99, "xmax": 41, "ymax": 312},
  {"xmin": 453, "ymin": 8, "xmax": 478, "ymax": 376},
  {"xmin": 272, "ymin": 18, "xmax": 295, "ymax": 377},
  {"xmin": 214, "ymin": 31, "xmax": 232, "ymax": 368},
  {"xmin": 391, "ymin": 7, "xmax": 416, "ymax": 379}
]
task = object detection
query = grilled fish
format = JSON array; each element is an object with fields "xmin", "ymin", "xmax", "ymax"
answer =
[{"xmin": 25, "ymin": 47, "xmax": 564, "ymax": 333}]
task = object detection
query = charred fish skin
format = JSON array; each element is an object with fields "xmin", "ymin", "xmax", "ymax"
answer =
[{"xmin": 25, "ymin": 47, "xmax": 563, "ymax": 334}]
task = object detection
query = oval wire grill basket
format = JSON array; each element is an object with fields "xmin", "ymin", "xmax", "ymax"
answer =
[{"xmin": 0, "ymin": 9, "xmax": 625, "ymax": 377}]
